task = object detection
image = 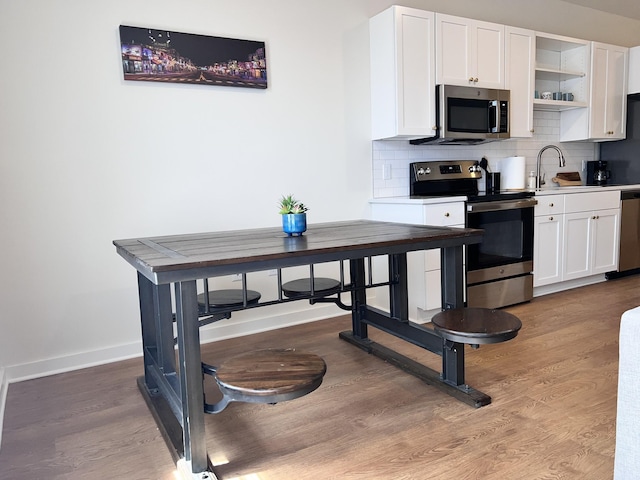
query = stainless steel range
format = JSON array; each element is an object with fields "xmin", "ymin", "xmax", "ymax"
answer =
[{"xmin": 410, "ymin": 160, "xmax": 537, "ymax": 309}]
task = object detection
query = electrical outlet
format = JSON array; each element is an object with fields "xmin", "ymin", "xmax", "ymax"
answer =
[
  {"xmin": 582, "ymin": 160, "xmax": 587, "ymax": 171},
  {"xmin": 231, "ymin": 274, "xmax": 242, "ymax": 282},
  {"xmin": 268, "ymin": 270, "xmax": 278, "ymax": 276},
  {"xmin": 382, "ymin": 163, "xmax": 392, "ymax": 180}
]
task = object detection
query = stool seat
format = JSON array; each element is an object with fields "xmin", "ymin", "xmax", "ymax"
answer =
[
  {"xmin": 431, "ymin": 307, "xmax": 522, "ymax": 345},
  {"xmin": 205, "ymin": 348, "xmax": 326, "ymax": 412},
  {"xmin": 197, "ymin": 289, "xmax": 261, "ymax": 311},
  {"xmin": 281, "ymin": 277, "xmax": 341, "ymax": 298}
]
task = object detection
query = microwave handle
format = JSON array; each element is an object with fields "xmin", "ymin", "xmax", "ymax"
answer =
[{"xmin": 489, "ymin": 100, "xmax": 499, "ymax": 133}]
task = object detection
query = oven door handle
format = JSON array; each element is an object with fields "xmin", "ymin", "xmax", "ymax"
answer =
[{"xmin": 467, "ymin": 198, "xmax": 537, "ymax": 213}]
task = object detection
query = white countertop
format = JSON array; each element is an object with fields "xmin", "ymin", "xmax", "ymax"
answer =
[
  {"xmin": 530, "ymin": 184, "xmax": 640, "ymax": 196},
  {"xmin": 370, "ymin": 184, "xmax": 640, "ymax": 204}
]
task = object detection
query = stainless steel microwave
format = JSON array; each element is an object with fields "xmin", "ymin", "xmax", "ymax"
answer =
[{"xmin": 410, "ymin": 85, "xmax": 510, "ymax": 145}]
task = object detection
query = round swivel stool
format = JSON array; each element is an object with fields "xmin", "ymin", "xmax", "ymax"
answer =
[
  {"xmin": 281, "ymin": 277, "xmax": 341, "ymax": 299},
  {"xmin": 431, "ymin": 307, "xmax": 522, "ymax": 345},
  {"xmin": 202, "ymin": 348, "xmax": 327, "ymax": 414},
  {"xmin": 197, "ymin": 289, "xmax": 261, "ymax": 313}
]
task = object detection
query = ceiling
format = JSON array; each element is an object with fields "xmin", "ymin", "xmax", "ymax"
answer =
[{"xmin": 560, "ymin": 0, "xmax": 640, "ymax": 21}]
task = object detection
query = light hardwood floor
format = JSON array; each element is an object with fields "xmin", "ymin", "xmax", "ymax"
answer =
[{"xmin": 1, "ymin": 276, "xmax": 639, "ymax": 479}]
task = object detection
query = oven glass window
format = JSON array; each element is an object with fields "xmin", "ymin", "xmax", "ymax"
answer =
[
  {"xmin": 447, "ymin": 98, "xmax": 490, "ymax": 133},
  {"xmin": 467, "ymin": 207, "xmax": 534, "ymax": 271}
]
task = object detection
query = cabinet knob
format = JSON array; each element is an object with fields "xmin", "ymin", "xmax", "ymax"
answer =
[
  {"xmin": 549, "ymin": 216, "xmax": 554, "ymax": 221},
  {"xmin": 474, "ymin": 77, "xmax": 478, "ymax": 82},
  {"xmin": 530, "ymin": 129, "xmax": 535, "ymax": 133},
  {"xmin": 468, "ymin": 77, "xmax": 475, "ymax": 82},
  {"xmin": 444, "ymin": 212, "xmax": 450, "ymax": 217},
  {"xmin": 592, "ymin": 215, "xmax": 597, "ymax": 220},
  {"xmin": 432, "ymin": 126, "xmax": 438, "ymax": 130},
  {"xmin": 549, "ymin": 203, "xmax": 554, "ymax": 207}
]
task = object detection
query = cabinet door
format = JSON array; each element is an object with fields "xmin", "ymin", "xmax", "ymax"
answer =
[
  {"xmin": 534, "ymin": 214, "xmax": 563, "ymax": 286},
  {"xmin": 505, "ymin": 26, "xmax": 535, "ymax": 137},
  {"xmin": 563, "ymin": 212, "xmax": 591, "ymax": 280},
  {"xmin": 590, "ymin": 43, "xmax": 628, "ymax": 140},
  {"xmin": 436, "ymin": 14, "xmax": 504, "ymax": 88},
  {"xmin": 436, "ymin": 14, "xmax": 472, "ymax": 86},
  {"xmin": 591, "ymin": 208, "xmax": 619, "ymax": 274},
  {"xmin": 473, "ymin": 20, "xmax": 505, "ymax": 88},
  {"xmin": 370, "ymin": 6, "xmax": 436, "ymax": 139}
]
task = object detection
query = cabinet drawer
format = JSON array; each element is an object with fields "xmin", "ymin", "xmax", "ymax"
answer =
[
  {"xmin": 423, "ymin": 202, "xmax": 465, "ymax": 225},
  {"xmin": 564, "ymin": 191, "xmax": 620, "ymax": 213},
  {"xmin": 535, "ymin": 195, "xmax": 565, "ymax": 217}
]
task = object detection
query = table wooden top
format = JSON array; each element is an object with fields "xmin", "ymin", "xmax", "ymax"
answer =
[{"xmin": 114, "ymin": 220, "xmax": 482, "ymax": 283}]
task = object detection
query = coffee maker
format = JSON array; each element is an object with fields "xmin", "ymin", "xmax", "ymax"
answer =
[{"xmin": 586, "ymin": 160, "xmax": 611, "ymax": 185}]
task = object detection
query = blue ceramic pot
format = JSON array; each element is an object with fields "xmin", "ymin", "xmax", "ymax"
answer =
[{"xmin": 282, "ymin": 213, "xmax": 307, "ymax": 236}]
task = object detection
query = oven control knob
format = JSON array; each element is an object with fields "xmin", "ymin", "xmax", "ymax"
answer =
[
  {"xmin": 417, "ymin": 167, "xmax": 431, "ymax": 175},
  {"xmin": 469, "ymin": 165, "xmax": 480, "ymax": 173}
]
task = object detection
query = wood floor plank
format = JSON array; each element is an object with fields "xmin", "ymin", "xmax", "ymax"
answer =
[{"xmin": 1, "ymin": 275, "xmax": 638, "ymax": 479}]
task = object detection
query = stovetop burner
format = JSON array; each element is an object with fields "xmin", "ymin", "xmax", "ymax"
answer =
[{"xmin": 410, "ymin": 160, "xmax": 534, "ymax": 203}]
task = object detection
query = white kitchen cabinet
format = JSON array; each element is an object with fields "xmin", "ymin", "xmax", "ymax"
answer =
[
  {"xmin": 436, "ymin": 14, "xmax": 504, "ymax": 89},
  {"xmin": 534, "ymin": 191, "xmax": 620, "ymax": 287},
  {"xmin": 562, "ymin": 192, "xmax": 620, "ymax": 281},
  {"xmin": 629, "ymin": 46, "xmax": 640, "ymax": 94},
  {"xmin": 370, "ymin": 200, "xmax": 465, "ymax": 321},
  {"xmin": 587, "ymin": 42, "xmax": 628, "ymax": 141},
  {"xmin": 560, "ymin": 41, "xmax": 628, "ymax": 142},
  {"xmin": 533, "ymin": 196, "xmax": 565, "ymax": 287},
  {"xmin": 370, "ymin": 6, "xmax": 436, "ymax": 140},
  {"xmin": 505, "ymin": 26, "xmax": 535, "ymax": 137},
  {"xmin": 563, "ymin": 209, "xmax": 620, "ymax": 279}
]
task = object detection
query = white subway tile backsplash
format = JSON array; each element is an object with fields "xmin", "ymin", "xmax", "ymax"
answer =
[{"xmin": 372, "ymin": 111, "xmax": 595, "ymax": 197}]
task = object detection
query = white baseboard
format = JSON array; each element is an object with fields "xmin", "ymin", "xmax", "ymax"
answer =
[
  {"xmin": 0, "ymin": 304, "xmax": 342, "ymax": 453},
  {"xmin": 533, "ymin": 274, "xmax": 605, "ymax": 297},
  {"xmin": 4, "ymin": 304, "xmax": 342, "ymax": 384},
  {"xmin": 0, "ymin": 367, "xmax": 7, "ymax": 450}
]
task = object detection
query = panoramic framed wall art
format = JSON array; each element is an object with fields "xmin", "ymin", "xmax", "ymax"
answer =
[{"xmin": 119, "ymin": 25, "xmax": 267, "ymax": 89}]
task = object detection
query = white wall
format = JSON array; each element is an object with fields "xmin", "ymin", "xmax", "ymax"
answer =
[{"xmin": 1, "ymin": 0, "xmax": 640, "ymax": 388}]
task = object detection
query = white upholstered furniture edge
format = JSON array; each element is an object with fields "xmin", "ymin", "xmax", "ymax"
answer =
[{"xmin": 614, "ymin": 306, "xmax": 640, "ymax": 480}]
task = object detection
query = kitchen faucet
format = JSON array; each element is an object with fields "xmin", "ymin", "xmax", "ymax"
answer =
[{"xmin": 535, "ymin": 145, "xmax": 566, "ymax": 189}]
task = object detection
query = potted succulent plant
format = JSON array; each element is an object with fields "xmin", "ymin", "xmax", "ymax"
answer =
[{"xmin": 278, "ymin": 194, "xmax": 308, "ymax": 236}]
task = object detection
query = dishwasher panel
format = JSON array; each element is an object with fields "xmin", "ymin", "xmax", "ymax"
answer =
[{"xmin": 619, "ymin": 191, "xmax": 640, "ymax": 272}]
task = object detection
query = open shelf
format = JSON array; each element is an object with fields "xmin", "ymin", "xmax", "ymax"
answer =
[
  {"xmin": 533, "ymin": 99, "xmax": 588, "ymax": 111},
  {"xmin": 535, "ymin": 67, "xmax": 586, "ymax": 81}
]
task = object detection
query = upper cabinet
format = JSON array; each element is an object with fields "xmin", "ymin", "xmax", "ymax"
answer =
[
  {"xmin": 588, "ymin": 42, "xmax": 628, "ymax": 140},
  {"xmin": 368, "ymin": 7, "xmax": 630, "ymax": 143},
  {"xmin": 629, "ymin": 46, "xmax": 640, "ymax": 94},
  {"xmin": 505, "ymin": 26, "xmax": 535, "ymax": 138},
  {"xmin": 436, "ymin": 14, "xmax": 505, "ymax": 89},
  {"xmin": 370, "ymin": 6, "xmax": 436, "ymax": 140},
  {"xmin": 559, "ymin": 40, "xmax": 628, "ymax": 142}
]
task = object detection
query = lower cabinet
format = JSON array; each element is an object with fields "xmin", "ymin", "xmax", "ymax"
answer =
[
  {"xmin": 534, "ymin": 214, "xmax": 564, "ymax": 287},
  {"xmin": 370, "ymin": 200, "xmax": 465, "ymax": 321},
  {"xmin": 563, "ymin": 208, "xmax": 620, "ymax": 280},
  {"xmin": 533, "ymin": 191, "xmax": 620, "ymax": 288}
]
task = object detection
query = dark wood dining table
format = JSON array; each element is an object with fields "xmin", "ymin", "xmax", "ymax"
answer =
[{"xmin": 113, "ymin": 219, "xmax": 483, "ymax": 479}]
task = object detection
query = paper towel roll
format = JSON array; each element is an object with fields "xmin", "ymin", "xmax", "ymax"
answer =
[{"xmin": 499, "ymin": 156, "xmax": 526, "ymax": 190}]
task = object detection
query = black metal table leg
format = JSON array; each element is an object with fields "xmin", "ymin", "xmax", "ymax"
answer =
[
  {"xmin": 388, "ymin": 253, "xmax": 409, "ymax": 322},
  {"xmin": 349, "ymin": 258, "xmax": 368, "ymax": 339},
  {"xmin": 137, "ymin": 273, "xmax": 175, "ymax": 392},
  {"xmin": 174, "ymin": 280, "xmax": 214, "ymax": 477}
]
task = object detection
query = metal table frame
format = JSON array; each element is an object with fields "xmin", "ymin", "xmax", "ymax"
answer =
[{"xmin": 114, "ymin": 220, "xmax": 483, "ymax": 479}]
